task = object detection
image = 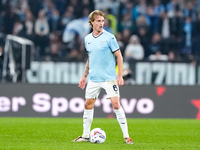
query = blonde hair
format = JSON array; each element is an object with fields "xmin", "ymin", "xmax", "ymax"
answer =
[{"xmin": 88, "ymin": 10, "xmax": 105, "ymax": 27}]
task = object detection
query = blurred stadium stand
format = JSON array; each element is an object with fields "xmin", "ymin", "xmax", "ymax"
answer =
[{"xmin": 0, "ymin": 0, "xmax": 200, "ymax": 84}]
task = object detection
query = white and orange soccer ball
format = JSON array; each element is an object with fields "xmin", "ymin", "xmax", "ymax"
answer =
[{"xmin": 89, "ymin": 128, "xmax": 106, "ymax": 143}]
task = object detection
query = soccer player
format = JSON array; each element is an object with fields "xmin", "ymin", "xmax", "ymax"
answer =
[{"xmin": 72, "ymin": 10, "xmax": 133, "ymax": 144}]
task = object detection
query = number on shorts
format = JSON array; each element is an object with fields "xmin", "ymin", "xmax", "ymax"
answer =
[{"xmin": 113, "ymin": 85, "xmax": 118, "ymax": 91}]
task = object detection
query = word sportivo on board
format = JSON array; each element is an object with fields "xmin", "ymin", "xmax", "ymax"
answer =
[
  {"xmin": 0, "ymin": 93, "xmax": 154, "ymax": 117},
  {"xmin": 0, "ymin": 84, "xmax": 199, "ymax": 118}
]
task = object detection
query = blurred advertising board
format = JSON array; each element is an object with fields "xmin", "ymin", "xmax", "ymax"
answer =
[
  {"xmin": 0, "ymin": 84, "xmax": 199, "ymax": 119},
  {"xmin": 26, "ymin": 61, "xmax": 200, "ymax": 85}
]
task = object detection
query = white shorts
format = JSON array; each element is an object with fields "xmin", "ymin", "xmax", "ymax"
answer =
[{"xmin": 85, "ymin": 80, "xmax": 120, "ymax": 99}]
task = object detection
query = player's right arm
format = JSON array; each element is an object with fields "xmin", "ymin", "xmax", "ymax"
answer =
[{"xmin": 78, "ymin": 59, "xmax": 89, "ymax": 90}]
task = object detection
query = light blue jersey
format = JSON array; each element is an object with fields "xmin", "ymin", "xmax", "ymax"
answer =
[{"xmin": 85, "ymin": 30, "xmax": 120, "ymax": 82}]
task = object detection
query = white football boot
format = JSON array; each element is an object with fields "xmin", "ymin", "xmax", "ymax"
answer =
[{"xmin": 72, "ymin": 136, "xmax": 90, "ymax": 142}]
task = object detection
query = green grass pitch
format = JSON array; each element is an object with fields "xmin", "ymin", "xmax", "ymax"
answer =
[{"xmin": 0, "ymin": 118, "xmax": 200, "ymax": 150}]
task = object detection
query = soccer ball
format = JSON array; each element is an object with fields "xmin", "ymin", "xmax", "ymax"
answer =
[{"xmin": 89, "ymin": 128, "xmax": 106, "ymax": 143}]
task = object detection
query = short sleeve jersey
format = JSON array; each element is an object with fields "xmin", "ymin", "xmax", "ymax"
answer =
[{"xmin": 85, "ymin": 30, "xmax": 120, "ymax": 82}]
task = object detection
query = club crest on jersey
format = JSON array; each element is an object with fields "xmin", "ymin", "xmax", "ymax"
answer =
[{"xmin": 100, "ymin": 41, "xmax": 105, "ymax": 45}]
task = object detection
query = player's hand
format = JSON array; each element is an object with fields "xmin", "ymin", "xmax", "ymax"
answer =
[
  {"xmin": 117, "ymin": 76, "xmax": 124, "ymax": 86},
  {"xmin": 78, "ymin": 76, "xmax": 87, "ymax": 90}
]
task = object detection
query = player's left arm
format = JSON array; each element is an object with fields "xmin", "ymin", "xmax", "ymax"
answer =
[{"xmin": 114, "ymin": 50, "xmax": 124, "ymax": 86}]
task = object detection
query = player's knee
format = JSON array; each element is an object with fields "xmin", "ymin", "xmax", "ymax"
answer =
[
  {"xmin": 84, "ymin": 102, "xmax": 93, "ymax": 109},
  {"xmin": 112, "ymin": 102, "xmax": 120, "ymax": 110}
]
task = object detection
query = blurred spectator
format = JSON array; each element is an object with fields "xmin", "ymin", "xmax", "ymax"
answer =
[
  {"xmin": 169, "ymin": 4, "xmax": 184, "ymax": 39},
  {"xmin": 20, "ymin": 9, "xmax": 35, "ymax": 41},
  {"xmin": 181, "ymin": 16, "xmax": 193, "ymax": 60},
  {"xmin": 52, "ymin": 0, "xmax": 67, "ymax": 16},
  {"xmin": 124, "ymin": 35, "xmax": 144, "ymax": 61},
  {"xmin": 47, "ymin": 31, "xmax": 63, "ymax": 61},
  {"xmin": 41, "ymin": 0, "xmax": 60, "ymax": 32},
  {"xmin": 149, "ymin": 51, "xmax": 168, "ymax": 61},
  {"xmin": 147, "ymin": 0, "xmax": 164, "ymax": 34},
  {"xmin": 0, "ymin": 0, "xmax": 2, "ymax": 11},
  {"xmin": 121, "ymin": 28, "xmax": 131, "ymax": 48},
  {"xmin": 116, "ymin": 32, "xmax": 125, "ymax": 56},
  {"xmin": 166, "ymin": 0, "xmax": 177, "ymax": 17},
  {"xmin": 121, "ymin": 1, "xmax": 134, "ymax": 18},
  {"xmin": 152, "ymin": 0, "xmax": 165, "ymax": 17},
  {"xmin": 133, "ymin": 0, "xmax": 147, "ymax": 21},
  {"xmin": 160, "ymin": 10, "xmax": 177, "ymax": 54},
  {"xmin": 184, "ymin": 1, "xmax": 198, "ymax": 23},
  {"xmin": 34, "ymin": 9, "xmax": 50, "ymax": 59},
  {"xmin": 69, "ymin": 0, "xmax": 82, "ymax": 19},
  {"xmin": 3, "ymin": 4, "xmax": 19, "ymax": 34},
  {"xmin": 42, "ymin": 0, "xmax": 54, "ymax": 18},
  {"xmin": 0, "ymin": 46, "xmax": 3, "ymax": 80},
  {"xmin": 167, "ymin": 50, "xmax": 178, "ymax": 62},
  {"xmin": 12, "ymin": 20, "xmax": 23, "ymax": 36},
  {"xmin": 66, "ymin": 33, "xmax": 85, "ymax": 62},
  {"xmin": 193, "ymin": 13, "xmax": 200, "ymax": 60},
  {"xmin": 148, "ymin": 33, "xmax": 162, "ymax": 56},
  {"xmin": 146, "ymin": 4, "xmax": 155, "ymax": 27},
  {"xmin": 62, "ymin": 13, "xmax": 90, "ymax": 43},
  {"xmin": 82, "ymin": 0, "xmax": 94, "ymax": 12},
  {"xmin": 118, "ymin": 11, "xmax": 135, "ymax": 33},
  {"xmin": 48, "ymin": 5, "xmax": 60, "ymax": 32},
  {"xmin": 16, "ymin": 0, "xmax": 29, "ymax": 21},
  {"xmin": 0, "ymin": 0, "xmax": 4, "ymax": 32},
  {"xmin": 136, "ymin": 26, "xmax": 150, "ymax": 58},
  {"xmin": 161, "ymin": 11, "xmax": 170, "ymax": 39},
  {"xmin": 28, "ymin": 0, "xmax": 42, "ymax": 18},
  {"xmin": 95, "ymin": 0, "xmax": 120, "ymax": 16},
  {"xmin": 104, "ymin": 8, "xmax": 117, "ymax": 35},
  {"xmin": 136, "ymin": 14, "xmax": 149, "ymax": 29},
  {"xmin": 104, "ymin": 19, "xmax": 114, "ymax": 34},
  {"xmin": 59, "ymin": 6, "xmax": 74, "ymax": 31}
]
